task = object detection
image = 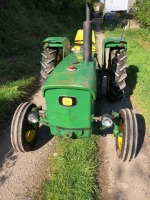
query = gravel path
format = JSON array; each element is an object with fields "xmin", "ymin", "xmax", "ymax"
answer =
[
  {"xmin": 95, "ymin": 26, "xmax": 150, "ymax": 200},
  {"xmin": 99, "ymin": 85, "xmax": 150, "ymax": 200},
  {"xmin": 0, "ymin": 88, "xmax": 56, "ymax": 200}
]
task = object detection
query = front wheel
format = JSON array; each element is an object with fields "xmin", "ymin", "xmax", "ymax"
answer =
[
  {"xmin": 116, "ymin": 108, "xmax": 138, "ymax": 161},
  {"xmin": 11, "ymin": 102, "xmax": 39, "ymax": 152}
]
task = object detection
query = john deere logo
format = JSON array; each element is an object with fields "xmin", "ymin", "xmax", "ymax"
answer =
[{"xmin": 59, "ymin": 96, "xmax": 77, "ymax": 107}]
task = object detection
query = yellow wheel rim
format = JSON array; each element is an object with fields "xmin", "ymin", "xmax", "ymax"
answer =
[
  {"xmin": 117, "ymin": 119, "xmax": 123, "ymax": 150},
  {"xmin": 25, "ymin": 130, "xmax": 36, "ymax": 142},
  {"xmin": 118, "ymin": 136, "xmax": 123, "ymax": 151}
]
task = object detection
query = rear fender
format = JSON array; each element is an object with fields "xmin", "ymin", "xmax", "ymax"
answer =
[
  {"xmin": 102, "ymin": 37, "xmax": 127, "ymax": 68},
  {"xmin": 42, "ymin": 37, "xmax": 70, "ymax": 59}
]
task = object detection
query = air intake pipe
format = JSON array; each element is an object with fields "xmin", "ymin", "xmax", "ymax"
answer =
[{"xmin": 83, "ymin": 1, "xmax": 92, "ymax": 62}]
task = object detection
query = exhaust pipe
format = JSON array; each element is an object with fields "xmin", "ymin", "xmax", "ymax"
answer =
[{"xmin": 83, "ymin": 1, "xmax": 92, "ymax": 62}]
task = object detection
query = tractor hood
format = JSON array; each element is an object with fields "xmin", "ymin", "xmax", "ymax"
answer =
[{"xmin": 42, "ymin": 52, "xmax": 96, "ymax": 100}]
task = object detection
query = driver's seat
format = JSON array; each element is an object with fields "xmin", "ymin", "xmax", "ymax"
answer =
[{"xmin": 72, "ymin": 29, "xmax": 96, "ymax": 52}]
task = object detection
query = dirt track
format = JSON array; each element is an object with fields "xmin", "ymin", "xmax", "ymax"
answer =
[
  {"xmin": 0, "ymin": 89, "xmax": 56, "ymax": 200},
  {"xmin": 99, "ymin": 83, "xmax": 150, "ymax": 200},
  {"xmin": 0, "ymin": 19, "xmax": 149, "ymax": 200},
  {"xmin": 95, "ymin": 28, "xmax": 150, "ymax": 200}
]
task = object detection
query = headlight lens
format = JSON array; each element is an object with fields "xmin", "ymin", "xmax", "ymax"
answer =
[
  {"xmin": 101, "ymin": 114, "xmax": 113, "ymax": 128},
  {"xmin": 27, "ymin": 111, "xmax": 38, "ymax": 124}
]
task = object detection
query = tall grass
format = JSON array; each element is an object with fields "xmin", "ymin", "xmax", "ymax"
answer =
[{"xmin": 42, "ymin": 137, "xmax": 100, "ymax": 200}]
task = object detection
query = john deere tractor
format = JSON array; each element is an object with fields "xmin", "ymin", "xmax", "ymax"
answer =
[{"xmin": 11, "ymin": 1, "xmax": 138, "ymax": 162}]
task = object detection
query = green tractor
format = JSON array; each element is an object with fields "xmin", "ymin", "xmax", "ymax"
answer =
[{"xmin": 11, "ymin": 1, "xmax": 138, "ymax": 162}]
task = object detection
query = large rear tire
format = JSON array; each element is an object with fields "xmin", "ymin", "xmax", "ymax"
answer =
[
  {"xmin": 11, "ymin": 102, "xmax": 39, "ymax": 152},
  {"xmin": 107, "ymin": 48, "xmax": 127, "ymax": 101},
  {"xmin": 116, "ymin": 108, "xmax": 138, "ymax": 161},
  {"xmin": 40, "ymin": 48, "xmax": 58, "ymax": 82}
]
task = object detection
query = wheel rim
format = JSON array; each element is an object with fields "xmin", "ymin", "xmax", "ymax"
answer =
[
  {"xmin": 11, "ymin": 102, "xmax": 39, "ymax": 152},
  {"xmin": 117, "ymin": 136, "xmax": 122, "ymax": 151},
  {"xmin": 117, "ymin": 119, "xmax": 123, "ymax": 151},
  {"xmin": 25, "ymin": 129, "xmax": 36, "ymax": 143}
]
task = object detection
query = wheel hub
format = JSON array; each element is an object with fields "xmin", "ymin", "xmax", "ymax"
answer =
[{"xmin": 25, "ymin": 130, "xmax": 36, "ymax": 142}]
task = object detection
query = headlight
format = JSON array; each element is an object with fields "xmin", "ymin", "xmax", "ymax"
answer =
[
  {"xmin": 27, "ymin": 111, "xmax": 38, "ymax": 124},
  {"xmin": 101, "ymin": 114, "xmax": 113, "ymax": 128}
]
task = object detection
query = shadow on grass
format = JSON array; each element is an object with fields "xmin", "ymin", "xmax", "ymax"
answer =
[{"xmin": 126, "ymin": 65, "xmax": 139, "ymax": 95}]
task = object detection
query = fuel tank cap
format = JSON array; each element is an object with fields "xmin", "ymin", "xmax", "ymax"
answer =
[{"xmin": 67, "ymin": 66, "xmax": 77, "ymax": 71}]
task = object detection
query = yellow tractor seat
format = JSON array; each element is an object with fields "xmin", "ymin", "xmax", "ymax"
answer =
[{"xmin": 72, "ymin": 29, "xmax": 96, "ymax": 52}]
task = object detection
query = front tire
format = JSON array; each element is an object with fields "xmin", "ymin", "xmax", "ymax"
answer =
[
  {"xmin": 116, "ymin": 108, "xmax": 138, "ymax": 161},
  {"xmin": 11, "ymin": 102, "xmax": 39, "ymax": 152}
]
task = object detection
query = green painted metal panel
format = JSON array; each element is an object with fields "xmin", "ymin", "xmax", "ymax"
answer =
[
  {"xmin": 103, "ymin": 37, "xmax": 127, "ymax": 45},
  {"xmin": 50, "ymin": 126, "xmax": 91, "ymax": 138},
  {"xmin": 42, "ymin": 52, "xmax": 96, "ymax": 100},
  {"xmin": 45, "ymin": 89, "xmax": 93, "ymax": 129},
  {"xmin": 102, "ymin": 37, "xmax": 127, "ymax": 67},
  {"xmin": 42, "ymin": 37, "xmax": 67, "ymax": 46},
  {"xmin": 42, "ymin": 37, "xmax": 70, "ymax": 58},
  {"xmin": 41, "ymin": 51, "xmax": 96, "ymax": 137}
]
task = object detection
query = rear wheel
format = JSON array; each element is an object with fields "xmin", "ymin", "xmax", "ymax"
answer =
[
  {"xmin": 40, "ymin": 48, "xmax": 61, "ymax": 82},
  {"xmin": 107, "ymin": 48, "xmax": 127, "ymax": 101},
  {"xmin": 11, "ymin": 102, "xmax": 39, "ymax": 152},
  {"xmin": 116, "ymin": 108, "xmax": 138, "ymax": 161},
  {"xmin": 96, "ymin": 69, "xmax": 102, "ymax": 101}
]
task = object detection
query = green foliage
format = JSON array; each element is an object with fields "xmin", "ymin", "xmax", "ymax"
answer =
[
  {"xmin": 133, "ymin": 0, "xmax": 150, "ymax": 28},
  {"xmin": 42, "ymin": 137, "xmax": 100, "ymax": 200}
]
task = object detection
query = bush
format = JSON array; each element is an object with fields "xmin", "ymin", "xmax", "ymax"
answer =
[{"xmin": 133, "ymin": 0, "xmax": 150, "ymax": 28}]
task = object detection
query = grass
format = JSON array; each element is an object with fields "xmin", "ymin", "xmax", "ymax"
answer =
[
  {"xmin": 0, "ymin": 1, "xmax": 83, "ymax": 126},
  {"xmin": 0, "ymin": 78, "xmax": 34, "ymax": 111},
  {"xmin": 42, "ymin": 136, "xmax": 100, "ymax": 200},
  {"xmin": 105, "ymin": 28, "xmax": 150, "ymax": 127},
  {"xmin": 0, "ymin": 51, "xmax": 40, "ymax": 126}
]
